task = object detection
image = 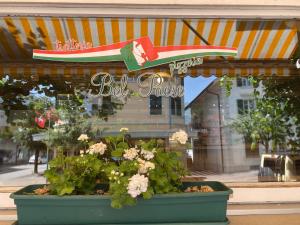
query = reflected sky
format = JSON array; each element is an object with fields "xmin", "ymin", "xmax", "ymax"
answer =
[{"xmin": 184, "ymin": 75, "xmax": 216, "ymax": 106}]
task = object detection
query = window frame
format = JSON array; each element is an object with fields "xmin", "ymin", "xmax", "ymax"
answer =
[
  {"xmin": 237, "ymin": 99, "xmax": 255, "ymax": 114},
  {"xmin": 170, "ymin": 97, "xmax": 182, "ymax": 116},
  {"xmin": 149, "ymin": 95, "xmax": 162, "ymax": 115},
  {"xmin": 236, "ymin": 77, "xmax": 252, "ymax": 87}
]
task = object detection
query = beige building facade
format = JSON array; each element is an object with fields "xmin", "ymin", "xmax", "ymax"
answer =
[{"xmin": 87, "ymin": 77, "xmax": 185, "ymax": 139}]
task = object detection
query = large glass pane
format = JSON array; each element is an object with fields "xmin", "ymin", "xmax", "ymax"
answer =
[{"xmin": 0, "ymin": 17, "xmax": 299, "ymax": 186}]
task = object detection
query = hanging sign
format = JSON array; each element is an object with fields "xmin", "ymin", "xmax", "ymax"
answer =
[
  {"xmin": 33, "ymin": 36, "xmax": 237, "ymax": 72},
  {"xmin": 33, "ymin": 37, "xmax": 237, "ymax": 98}
]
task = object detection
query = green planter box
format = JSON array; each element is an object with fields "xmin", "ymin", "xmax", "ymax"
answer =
[{"xmin": 11, "ymin": 181, "xmax": 232, "ymax": 225}]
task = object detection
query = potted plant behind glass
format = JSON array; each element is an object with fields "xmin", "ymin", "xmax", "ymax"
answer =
[{"xmin": 11, "ymin": 129, "xmax": 232, "ymax": 225}]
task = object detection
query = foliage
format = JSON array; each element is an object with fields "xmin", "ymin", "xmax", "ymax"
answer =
[
  {"xmin": 45, "ymin": 152, "xmax": 104, "ymax": 195},
  {"xmin": 44, "ymin": 129, "xmax": 187, "ymax": 209},
  {"xmin": 44, "ymin": 96, "xmax": 96, "ymax": 155},
  {"xmin": 0, "ymin": 126, "xmax": 13, "ymax": 141},
  {"xmin": 0, "ymin": 74, "xmax": 125, "ymax": 153},
  {"xmin": 10, "ymin": 96, "xmax": 53, "ymax": 172},
  {"xmin": 0, "ymin": 75, "xmax": 58, "ymax": 171},
  {"xmin": 0, "ymin": 76, "xmax": 7, "ymax": 87},
  {"xmin": 262, "ymin": 77, "xmax": 300, "ymax": 150},
  {"xmin": 0, "ymin": 76, "xmax": 56, "ymax": 119},
  {"xmin": 220, "ymin": 75, "xmax": 233, "ymax": 97},
  {"xmin": 230, "ymin": 77, "xmax": 297, "ymax": 153},
  {"xmin": 0, "ymin": 74, "xmax": 127, "ymax": 174}
]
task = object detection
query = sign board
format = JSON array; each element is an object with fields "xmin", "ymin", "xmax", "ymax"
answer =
[
  {"xmin": 33, "ymin": 36, "xmax": 238, "ymax": 98},
  {"xmin": 33, "ymin": 36, "xmax": 237, "ymax": 72}
]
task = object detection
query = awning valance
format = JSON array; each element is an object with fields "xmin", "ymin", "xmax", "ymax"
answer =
[{"xmin": 1, "ymin": 62, "xmax": 299, "ymax": 81}]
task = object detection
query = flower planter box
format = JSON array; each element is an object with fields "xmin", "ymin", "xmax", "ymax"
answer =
[{"xmin": 11, "ymin": 181, "xmax": 232, "ymax": 225}]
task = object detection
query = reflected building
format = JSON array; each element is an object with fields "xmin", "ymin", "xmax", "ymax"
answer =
[
  {"xmin": 85, "ymin": 76, "xmax": 186, "ymax": 140},
  {"xmin": 185, "ymin": 77, "xmax": 263, "ymax": 173}
]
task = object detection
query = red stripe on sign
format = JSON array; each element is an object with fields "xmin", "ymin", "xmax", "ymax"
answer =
[
  {"xmin": 154, "ymin": 45, "xmax": 237, "ymax": 52},
  {"xmin": 33, "ymin": 40, "xmax": 132, "ymax": 55}
]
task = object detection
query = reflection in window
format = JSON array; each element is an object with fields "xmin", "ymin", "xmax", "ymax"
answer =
[
  {"xmin": 171, "ymin": 97, "xmax": 182, "ymax": 116},
  {"xmin": 149, "ymin": 95, "xmax": 162, "ymax": 115},
  {"xmin": 91, "ymin": 103, "xmax": 99, "ymax": 115},
  {"xmin": 57, "ymin": 94, "xmax": 73, "ymax": 107},
  {"xmin": 244, "ymin": 137, "xmax": 259, "ymax": 158},
  {"xmin": 237, "ymin": 77, "xmax": 251, "ymax": 87},
  {"xmin": 102, "ymin": 97, "xmax": 113, "ymax": 115},
  {"xmin": 237, "ymin": 99, "xmax": 255, "ymax": 114}
]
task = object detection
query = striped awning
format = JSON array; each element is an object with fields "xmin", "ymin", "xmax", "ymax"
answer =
[{"xmin": 0, "ymin": 17, "xmax": 298, "ymax": 77}]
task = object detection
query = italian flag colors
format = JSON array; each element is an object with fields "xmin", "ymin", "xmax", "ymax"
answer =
[{"xmin": 33, "ymin": 36, "xmax": 238, "ymax": 71}]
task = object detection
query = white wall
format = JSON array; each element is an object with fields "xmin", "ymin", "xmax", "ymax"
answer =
[{"xmin": 221, "ymin": 79, "xmax": 262, "ymax": 172}]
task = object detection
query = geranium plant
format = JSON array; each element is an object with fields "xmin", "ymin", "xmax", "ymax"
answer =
[{"xmin": 44, "ymin": 128, "xmax": 187, "ymax": 208}]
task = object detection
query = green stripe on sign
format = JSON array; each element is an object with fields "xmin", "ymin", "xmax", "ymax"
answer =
[
  {"xmin": 33, "ymin": 55, "xmax": 123, "ymax": 62},
  {"xmin": 156, "ymin": 52, "xmax": 236, "ymax": 62},
  {"xmin": 126, "ymin": 52, "xmax": 236, "ymax": 71}
]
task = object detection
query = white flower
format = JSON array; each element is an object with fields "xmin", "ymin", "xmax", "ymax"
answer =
[
  {"xmin": 120, "ymin": 127, "xmax": 129, "ymax": 132},
  {"xmin": 171, "ymin": 129, "xmax": 188, "ymax": 145},
  {"xmin": 123, "ymin": 148, "xmax": 139, "ymax": 160},
  {"xmin": 137, "ymin": 158, "xmax": 155, "ymax": 174},
  {"xmin": 88, "ymin": 142, "xmax": 107, "ymax": 155},
  {"xmin": 127, "ymin": 174, "xmax": 149, "ymax": 198},
  {"xmin": 141, "ymin": 149, "xmax": 155, "ymax": 160},
  {"xmin": 80, "ymin": 150, "xmax": 84, "ymax": 157},
  {"xmin": 78, "ymin": 134, "xmax": 89, "ymax": 142}
]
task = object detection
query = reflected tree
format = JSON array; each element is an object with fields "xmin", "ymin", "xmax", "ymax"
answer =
[
  {"xmin": 231, "ymin": 77, "xmax": 300, "ymax": 153},
  {"xmin": 0, "ymin": 74, "xmax": 125, "ymax": 172}
]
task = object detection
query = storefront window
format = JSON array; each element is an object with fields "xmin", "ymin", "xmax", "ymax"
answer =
[{"xmin": 0, "ymin": 17, "xmax": 299, "ymax": 186}]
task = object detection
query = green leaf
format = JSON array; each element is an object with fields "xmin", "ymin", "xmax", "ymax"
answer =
[
  {"xmin": 117, "ymin": 142, "xmax": 129, "ymax": 149},
  {"xmin": 142, "ymin": 188, "xmax": 154, "ymax": 199},
  {"xmin": 111, "ymin": 149, "xmax": 124, "ymax": 157},
  {"xmin": 111, "ymin": 200, "xmax": 122, "ymax": 209},
  {"xmin": 58, "ymin": 185, "xmax": 74, "ymax": 195}
]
